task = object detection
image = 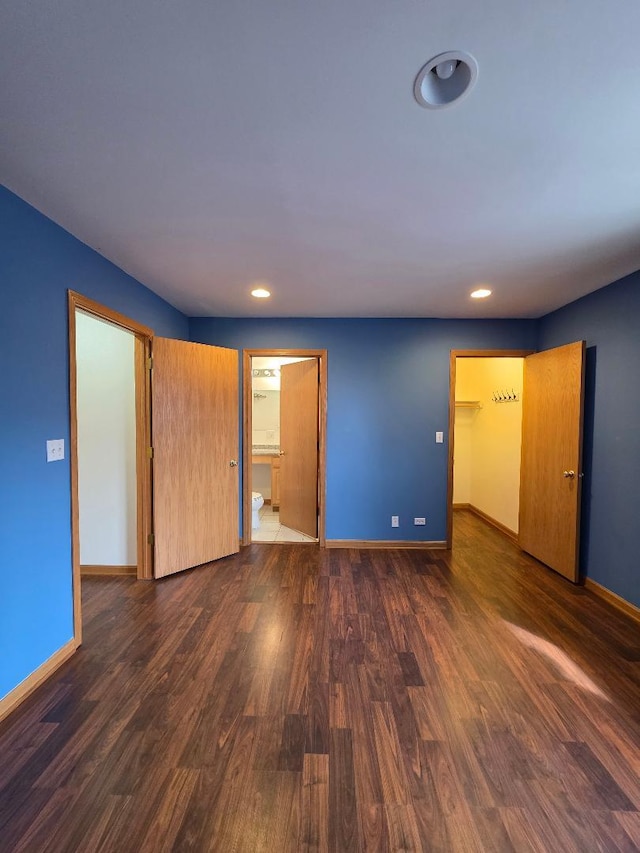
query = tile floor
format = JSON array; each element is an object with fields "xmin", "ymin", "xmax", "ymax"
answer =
[{"xmin": 252, "ymin": 505, "xmax": 317, "ymax": 543}]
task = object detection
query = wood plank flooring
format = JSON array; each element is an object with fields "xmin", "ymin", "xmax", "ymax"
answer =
[{"xmin": 1, "ymin": 510, "xmax": 639, "ymax": 851}]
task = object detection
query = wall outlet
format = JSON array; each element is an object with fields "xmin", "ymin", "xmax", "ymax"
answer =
[
  {"xmin": 414, "ymin": 517, "xmax": 426, "ymax": 526},
  {"xmin": 435, "ymin": 431, "xmax": 444, "ymax": 444},
  {"xmin": 391, "ymin": 515, "xmax": 399, "ymax": 528},
  {"xmin": 46, "ymin": 439, "xmax": 65, "ymax": 462}
]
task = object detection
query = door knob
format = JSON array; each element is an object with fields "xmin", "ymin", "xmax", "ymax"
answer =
[
  {"xmin": 563, "ymin": 470, "xmax": 575, "ymax": 479},
  {"xmin": 229, "ymin": 459, "xmax": 238, "ymax": 467},
  {"xmin": 279, "ymin": 450, "xmax": 286, "ymax": 456}
]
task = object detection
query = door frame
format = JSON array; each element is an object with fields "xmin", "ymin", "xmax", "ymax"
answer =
[
  {"xmin": 446, "ymin": 349, "xmax": 534, "ymax": 548},
  {"xmin": 68, "ymin": 290, "xmax": 154, "ymax": 644},
  {"xmin": 242, "ymin": 349, "xmax": 328, "ymax": 547}
]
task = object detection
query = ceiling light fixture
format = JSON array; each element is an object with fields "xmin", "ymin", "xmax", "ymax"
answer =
[
  {"xmin": 414, "ymin": 51, "xmax": 479, "ymax": 109},
  {"xmin": 251, "ymin": 287, "xmax": 271, "ymax": 298},
  {"xmin": 435, "ymin": 59, "xmax": 457, "ymax": 80},
  {"xmin": 471, "ymin": 288, "xmax": 492, "ymax": 299}
]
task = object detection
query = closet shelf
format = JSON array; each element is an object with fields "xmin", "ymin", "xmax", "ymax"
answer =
[{"xmin": 455, "ymin": 400, "xmax": 482, "ymax": 409}]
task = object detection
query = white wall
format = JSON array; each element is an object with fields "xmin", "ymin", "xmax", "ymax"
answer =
[
  {"xmin": 252, "ymin": 389, "xmax": 280, "ymax": 446},
  {"xmin": 76, "ymin": 312, "xmax": 137, "ymax": 565},
  {"xmin": 454, "ymin": 358, "xmax": 524, "ymax": 534},
  {"xmin": 453, "ymin": 409, "xmax": 473, "ymax": 504}
]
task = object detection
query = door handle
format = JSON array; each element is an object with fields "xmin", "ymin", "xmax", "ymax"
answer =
[
  {"xmin": 563, "ymin": 470, "xmax": 575, "ymax": 479},
  {"xmin": 279, "ymin": 450, "xmax": 286, "ymax": 456},
  {"xmin": 229, "ymin": 460, "xmax": 238, "ymax": 467}
]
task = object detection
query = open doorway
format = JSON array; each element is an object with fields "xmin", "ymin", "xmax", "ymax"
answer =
[
  {"xmin": 242, "ymin": 349, "xmax": 327, "ymax": 546},
  {"xmin": 446, "ymin": 349, "xmax": 532, "ymax": 548},
  {"xmin": 70, "ymin": 291, "xmax": 243, "ymax": 642},
  {"xmin": 75, "ymin": 311, "xmax": 139, "ymax": 574},
  {"xmin": 453, "ymin": 355, "xmax": 525, "ymax": 540},
  {"xmin": 448, "ymin": 343, "xmax": 586, "ymax": 583},
  {"xmin": 68, "ymin": 291, "xmax": 153, "ymax": 642}
]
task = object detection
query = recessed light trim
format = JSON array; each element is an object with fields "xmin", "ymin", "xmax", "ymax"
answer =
[
  {"xmin": 251, "ymin": 287, "xmax": 271, "ymax": 299},
  {"xmin": 414, "ymin": 51, "xmax": 479, "ymax": 109},
  {"xmin": 471, "ymin": 288, "xmax": 492, "ymax": 299}
]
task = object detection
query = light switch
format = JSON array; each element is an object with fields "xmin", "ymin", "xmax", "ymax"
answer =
[
  {"xmin": 46, "ymin": 439, "xmax": 65, "ymax": 462},
  {"xmin": 435, "ymin": 431, "xmax": 444, "ymax": 444}
]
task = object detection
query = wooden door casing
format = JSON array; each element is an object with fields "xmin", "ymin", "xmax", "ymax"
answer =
[
  {"xmin": 152, "ymin": 338, "xmax": 239, "ymax": 578},
  {"xmin": 518, "ymin": 341, "xmax": 586, "ymax": 582}
]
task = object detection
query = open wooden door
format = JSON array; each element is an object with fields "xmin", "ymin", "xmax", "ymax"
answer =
[
  {"xmin": 519, "ymin": 341, "xmax": 585, "ymax": 582},
  {"xmin": 279, "ymin": 359, "xmax": 319, "ymax": 539},
  {"xmin": 152, "ymin": 338, "xmax": 239, "ymax": 578}
]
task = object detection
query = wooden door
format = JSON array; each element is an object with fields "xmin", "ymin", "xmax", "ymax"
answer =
[
  {"xmin": 519, "ymin": 341, "xmax": 585, "ymax": 582},
  {"xmin": 279, "ymin": 359, "xmax": 319, "ymax": 538},
  {"xmin": 152, "ymin": 338, "xmax": 239, "ymax": 578}
]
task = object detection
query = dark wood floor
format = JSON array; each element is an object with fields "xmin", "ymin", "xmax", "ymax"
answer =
[{"xmin": 1, "ymin": 511, "xmax": 639, "ymax": 852}]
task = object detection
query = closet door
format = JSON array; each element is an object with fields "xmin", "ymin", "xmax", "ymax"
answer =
[
  {"xmin": 152, "ymin": 338, "xmax": 239, "ymax": 578},
  {"xmin": 519, "ymin": 341, "xmax": 585, "ymax": 582}
]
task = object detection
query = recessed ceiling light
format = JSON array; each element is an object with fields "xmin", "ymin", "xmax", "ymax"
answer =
[
  {"xmin": 251, "ymin": 287, "xmax": 271, "ymax": 298},
  {"xmin": 471, "ymin": 288, "xmax": 492, "ymax": 299},
  {"xmin": 414, "ymin": 51, "xmax": 479, "ymax": 109}
]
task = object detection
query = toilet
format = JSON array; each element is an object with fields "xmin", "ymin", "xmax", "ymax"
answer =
[{"xmin": 251, "ymin": 491, "xmax": 264, "ymax": 529}]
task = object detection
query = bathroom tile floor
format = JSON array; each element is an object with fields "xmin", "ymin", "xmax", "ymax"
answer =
[{"xmin": 252, "ymin": 505, "xmax": 317, "ymax": 543}]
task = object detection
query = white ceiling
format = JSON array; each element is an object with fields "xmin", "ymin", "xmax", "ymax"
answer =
[{"xmin": 2, "ymin": 1, "xmax": 640, "ymax": 318}]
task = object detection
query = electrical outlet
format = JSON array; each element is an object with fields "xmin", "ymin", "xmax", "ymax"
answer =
[
  {"xmin": 46, "ymin": 439, "xmax": 65, "ymax": 462},
  {"xmin": 414, "ymin": 517, "xmax": 426, "ymax": 526},
  {"xmin": 391, "ymin": 515, "xmax": 399, "ymax": 528}
]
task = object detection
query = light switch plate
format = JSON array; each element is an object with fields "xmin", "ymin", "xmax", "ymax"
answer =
[
  {"xmin": 435, "ymin": 431, "xmax": 444, "ymax": 443},
  {"xmin": 46, "ymin": 439, "xmax": 65, "ymax": 462}
]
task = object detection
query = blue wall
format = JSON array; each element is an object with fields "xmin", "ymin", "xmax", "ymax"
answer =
[
  {"xmin": 2, "ymin": 177, "xmax": 637, "ymax": 708},
  {"xmin": 538, "ymin": 274, "xmax": 640, "ymax": 609},
  {"xmin": 0, "ymin": 186, "xmax": 188, "ymax": 701},
  {"xmin": 190, "ymin": 318, "xmax": 537, "ymax": 542}
]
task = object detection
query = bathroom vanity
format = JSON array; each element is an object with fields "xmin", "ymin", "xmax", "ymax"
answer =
[{"xmin": 251, "ymin": 446, "xmax": 281, "ymax": 508}]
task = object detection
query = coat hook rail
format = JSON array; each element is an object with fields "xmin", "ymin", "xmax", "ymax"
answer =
[{"xmin": 492, "ymin": 389, "xmax": 519, "ymax": 403}]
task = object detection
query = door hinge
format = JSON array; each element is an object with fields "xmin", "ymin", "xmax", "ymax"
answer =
[
  {"xmin": 147, "ymin": 446, "xmax": 154, "ymax": 459},
  {"xmin": 146, "ymin": 356, "xmax": 153, "ymax": 370},
  {"xmin": 147, "ymin": 533, "xmax": 155, "ymax": 546}
]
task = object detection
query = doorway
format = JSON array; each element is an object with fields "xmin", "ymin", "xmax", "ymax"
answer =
[
  {"xmin": 451, "ymin": 354, "xmax": 526, "ymax": 542},
  {"xmin": 446, "ymin": 349, "xmax": 532, "ymax": 548},
  {"xmin": 70, "ymin": 291, "xmax": 241, "ymax": 641},
  {"xmin": 447, "ymin": 344, "xmax": 586, "ymax": 583},
  {"xmin": 75, "ymin": 311, "xmax": 138, "ymax": 575},
  {"xmin": 242, "ymin": 349, "xmax": 327, "ymax": 546},
  {"xmin": 68, "ymin": 291, "xmax": 153, "ymax": 643}
]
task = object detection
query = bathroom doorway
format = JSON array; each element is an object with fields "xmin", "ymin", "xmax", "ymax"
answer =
[{"xmin": 242, "ymin": 349, "xmax": 327, "ymax": 546}]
